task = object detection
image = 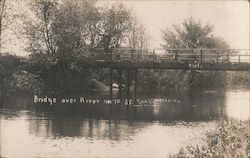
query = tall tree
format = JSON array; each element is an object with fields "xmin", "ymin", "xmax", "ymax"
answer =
[
  {"xmin": 23, "ymin": 0, "xmax": 136, "ymax": 92},
  {"xmin": 24, "ymin": 0, "xmax": 58, "ymax": 56},
  {"xmin": 50, "ymin": 0, "xmax": 98, "ymax": 91},
  {"xmin": 96, "ymin": 3, "xmax": 133, "ymax": 52},
  {"xmin": 0, "ymin": 0, "xmax": 16, "ymax": 53},
  {"xmin": 128, "ymin": 17, "xmax": 148, "ymax": 49},
  {"xmin": 52, "ymin": 0, "xmax": 98, "ymax": 60},
  {"xmin": 23, "ymin": 0, "xmax": 98, "ymax": 91},
  {"xmin": 162, "ymin": 17, "xmax": 229, "ymax": 49},
  {"xmin": 0, "ymin": 0, "xmax": 6, "ymax": 52},
  {"xmin": 160, "ymin": 18, "xmax": 230, "ymax": 89}
]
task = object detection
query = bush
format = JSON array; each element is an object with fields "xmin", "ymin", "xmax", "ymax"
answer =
[{"xmin": 169, "ymin": 119, "xmax": 250, "ymax": 158}]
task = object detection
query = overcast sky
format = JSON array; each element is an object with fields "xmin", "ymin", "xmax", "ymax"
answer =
[
  {"xmin": 101, "ymin": 0, "xmax": 249, "ymax": 49},
  {"xmin": 5, "ymin": 0, "xmax": 250, "ymax": 56}
]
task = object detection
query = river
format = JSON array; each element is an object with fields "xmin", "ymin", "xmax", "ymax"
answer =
[{"xmin": 0, "ymin": 85, "xmax": 249, "ymax": 158}]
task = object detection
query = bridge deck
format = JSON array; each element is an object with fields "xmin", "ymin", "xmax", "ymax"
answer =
[
  {"xmin": 79, "ymin": 49, "xmax": 250, "ymax": 71},
  {"xmin": 80, "ymin": 62, "xmax": 250, "ymax": 71}
]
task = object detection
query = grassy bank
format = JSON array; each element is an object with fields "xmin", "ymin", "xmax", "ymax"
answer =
[{"xmin": 169, "ymin": 119, "xmax": 250, "ymax": 158}]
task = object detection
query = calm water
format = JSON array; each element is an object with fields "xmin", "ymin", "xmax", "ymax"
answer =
[{"xmin": 0, "ymin": 86, "xmax": 249, "ymax": 158}]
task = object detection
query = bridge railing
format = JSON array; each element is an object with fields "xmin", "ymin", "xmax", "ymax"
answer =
[
  {"xmin": 200, "ymin": 49, "xmax": 250, "ymax": 63},
  {"xmin": 83, "ymin": 48, "xmax": 250, "ymax": 64}
]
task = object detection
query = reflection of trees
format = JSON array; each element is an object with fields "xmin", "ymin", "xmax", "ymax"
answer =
[
  {"xmin": 0, "ymin": 95, "xmax": 32, "ymax": 109},
  {"xmin": 28, "ymin": 102, "xmax": 151, "ymax": 139},
  {"xmin": 28, "ymin": 90, "xmax": 226, "ymax": 139},
  {"xmin": 179, "ymin": 89, "xmax": 225, "ymax": 121},
  {"xmin": 151, "ymin": 90, "xmax": 225, "ymax": 122},
  {"xmin": 1, "ymin": 90, "xmax": 226, "ymax": 140},
  {"xmin": 28, "ymin": 116, "xmax": 148, "ymax": 141}
]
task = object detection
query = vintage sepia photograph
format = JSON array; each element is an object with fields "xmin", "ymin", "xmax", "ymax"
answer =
[{"xmin": 0, "ymin": 0, "xmax": 249, "ymax": 157}]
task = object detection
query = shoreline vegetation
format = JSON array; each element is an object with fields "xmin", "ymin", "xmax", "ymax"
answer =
[
  {"xmin": 169, "ymin": 119, "xmax": 250, "ymax": 158},
  {"xmin": 1, "ymin": 53, "xmax": 250, "ymax": 96},
  {"xmin": 0, "ymin": 56, "xmax": 250, "ymax": 97}
]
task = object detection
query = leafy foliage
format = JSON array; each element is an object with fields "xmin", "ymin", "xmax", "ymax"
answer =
[
  {"xmin": 0, "ymin": 54, "xmax": 21, "ymax": 91},
  {"xmin": 169, "ymin": 120, "xmax": 250, "ymax": 158},
  {"xmin": 0, "ymin": 54, "xmax": 41, "ymax": 94},
  {"xmin": 161, "ymin": 18, "xmax": 229, "ymax": 49},
  {"xmin": 97, "ymin": 3, "xmax": 133, "ymax": 51},
  {"xmin": 21, "ymin": 0, "xmax": 139, "ymax": 92},
  {"xmin": 139, "ymin": 18, "xmax": 230, "ymax": 91}
]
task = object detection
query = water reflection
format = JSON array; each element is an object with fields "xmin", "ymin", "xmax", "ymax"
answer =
[
  {"xmin": 0, "ymin": 88, "xmax": 230, "ymax": 139},
  {"xmin": 0, "ymin": 87, "xmax": 249, "ymax": 157},
  {"xmin": 225, "ymin": 89, "xmax": 250, "ymax": 120},
  {"xmin": 0, "ymin": 116, "xmax": 214, "ymax": 158},
  {"xmin": 28, "ymin": 118, "xmax": 147, "ymax": 141}
]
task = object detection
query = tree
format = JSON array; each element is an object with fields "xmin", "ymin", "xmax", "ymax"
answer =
[
  {"xmin": 162, "ymin": 17, "xmax": 229, "ymax": 51},
  {"xmin": 0, "ymin": 0, "xmax": 26, "ymax": 94},
  {"xmin": 23, "ymin": 0, "xmax": 58, "ymax": 56},
  {"xmin": 23, "ymin": 0, "xmax": 99, "ymax": 92},
  {"xmin": 50, "ymin": 0, "xmax": 98, "ymax": 91},
  {"xmin": 96, "ymin": 3, "xmax": 133, "ymax": 52},
  {"xmin": 0, "ymin": 0, "xmax": 18, "ymax": 53},
  {"xmin": 52, "ymin": 0, "xmax": 98, "ymax": 58},
  {"xmin": 128, "ymin": 17, "xmax": 148, "ymax": 49},
  {"xmin": 159, "ymin": 18, "xmax": 230, "ymax": 89},
  {"xmin": 0, "ymin": 0, "xmax": 6, "ymax": 51},
  {"xmin": 0, "ymin": 54, "xmax": 19, "ymax": 91},
  {"xmin": 22, "ymin": 0, "xmax": 60, "ymax": 91},
  {"xmin": 23, "ymin": 0, "xmax": 136, "ymax": 92}
]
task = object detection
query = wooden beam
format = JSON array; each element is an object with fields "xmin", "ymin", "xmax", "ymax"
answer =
[
  {"xmin": 79, "ymin": 62, "xmax": 250, "ymax": 71},
  {"xmin": 127, "ymin": 69, "xmax": 130, "ymax": 99},
  {"xmin": 134, "ymin": 69, "xmax": 138, "ymax": 102},
  {"xmin": 118, "ymin": 69, "xmax": 122, "ymax": 98},
  {"xmin": 109, "ymin": 68, "xmax": 113, "ymax": 98}
]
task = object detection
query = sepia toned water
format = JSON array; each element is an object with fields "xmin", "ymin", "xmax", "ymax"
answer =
[{"xmin": 0, "ymin": 86, "xmax": 249, "ymax": 158}]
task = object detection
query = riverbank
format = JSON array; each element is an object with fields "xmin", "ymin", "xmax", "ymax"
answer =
[{"xmin": 169, "ymin": 119, "xmax": 250, "ymax": 158}]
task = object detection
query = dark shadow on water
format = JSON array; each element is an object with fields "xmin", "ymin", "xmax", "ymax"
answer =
[{"xmin": 0, "ymin": 89, "xmax": 227, "ymax": 139}]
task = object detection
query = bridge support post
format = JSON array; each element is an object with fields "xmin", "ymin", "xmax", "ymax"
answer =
[
  {"xmin": 109, "ymin": 68, "xmax": 113, "ymax": 98},
  {"xmin": 216, "ymin": 52, "xmax": 219, "ymax": 63},
  {"xmin": 134, "ymin": 69, "xmax": 138, "ymax": 102},
  {"xmin": 227, "ymin": 50, "xmax": 229, "ymax": 62},
  {"xmin": 118, "ymin": 69, "xmax": 122, "ymax": 98},
  {"xmin": 127, "ymin": 69, "xmax": 130, "ymax": 99},
  {"xmin": 200, "ymin": 50, "xmax": 203, "ymax": 63},
  {"xmin": 153, "ymin": 49, "xmax": 155, "ymax": 62}
]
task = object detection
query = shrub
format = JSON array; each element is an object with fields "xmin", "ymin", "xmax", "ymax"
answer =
[{"xmin": 169, "ymin": 119, "xmax": 250, "ymax": 158}]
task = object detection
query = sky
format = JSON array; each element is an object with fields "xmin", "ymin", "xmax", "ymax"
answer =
[
  {"xmin": 4, "ymin": 0, "xmax": 250, "ymax": 56},
  {"xmin": 100, "ymin": 0, "xmax": 249, "ymax": 49}
]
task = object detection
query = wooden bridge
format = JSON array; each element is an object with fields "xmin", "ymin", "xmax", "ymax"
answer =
[
  {"xmin": 78, "ymin": 48, "xmax": 250, "ymax": 100},
  {"xmin": 80, "ymin": 48, "xmax": 250, "ymax": 71},
  {"xmin": 1, "ymin": 49, "xmax": 249, "ymax": 102}
]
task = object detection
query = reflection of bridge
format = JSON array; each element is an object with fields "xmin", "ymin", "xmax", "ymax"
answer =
[{"xmin": 79, "ymin": 48, "xmax": 250, "ymax": 99}]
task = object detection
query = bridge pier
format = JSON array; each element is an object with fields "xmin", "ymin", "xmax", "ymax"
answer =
[
  {"xmin": 126, "ymin": 69, "xmax": 138, "ymax": 103},
  {"xmin": 109, "ymin": 68, "xmax": 113, "ymax": 98},
  {"xmin": 107, "ymin": 68, "xmax": 138, "ymax": 103},
  {"xmin": 118, "ymin": 69, "xmax": 122, "ymax": 98},
  {"xmin": 134, "ymin": 69, "xmax": 138, "ymax": 102},
  {"xmin": 127, "ymin": 69, "xmax": 131, "ymax": 99}
]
